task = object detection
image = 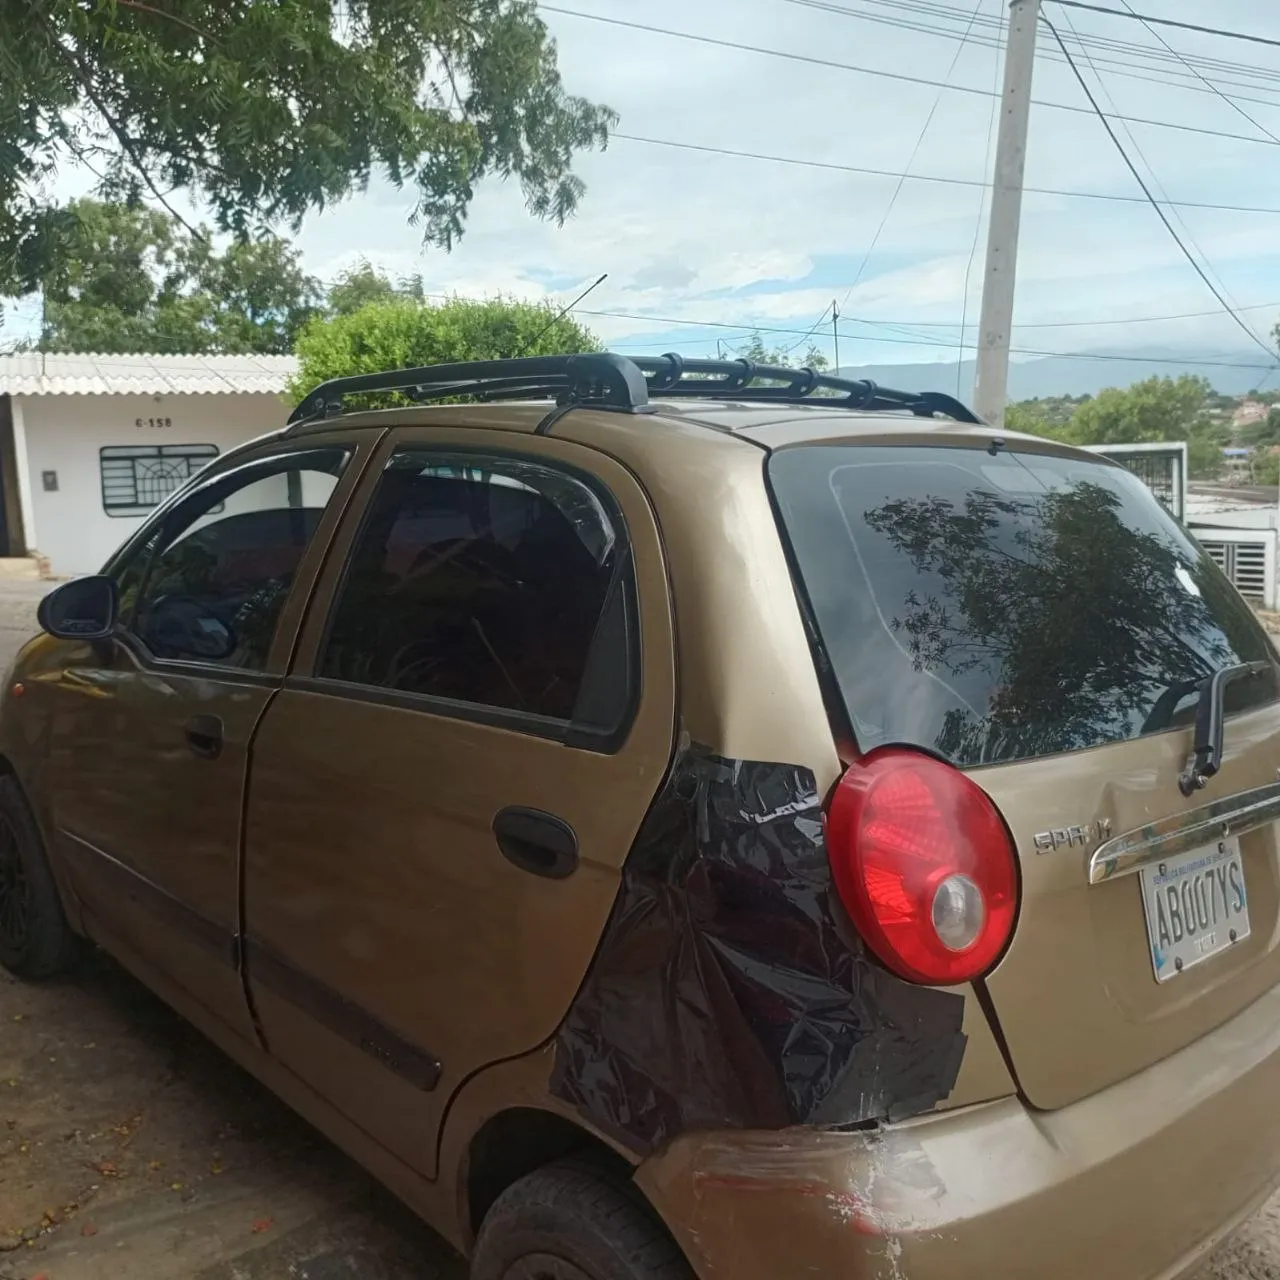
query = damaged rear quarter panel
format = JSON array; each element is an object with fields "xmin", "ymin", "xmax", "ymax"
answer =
[{"xmin": 550, "ymin": 740, "xmax": 971, "ymax": 1154}]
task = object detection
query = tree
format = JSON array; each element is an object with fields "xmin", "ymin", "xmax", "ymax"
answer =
[
  {"xmin": 3, "ymin": 0, "xmax": 614, "ymax": 295},
  {"xmin": 37, "ymin": 199, "xmax": 321, "ymax": 353},
  {"xmin": 1009, "ymin": 376, "xmax": 1227, "ymax": 478},
  {"xmin": 1067, "ymin": 375, "xmax": 1213, "ymax": 446},
  {"xmin": 326, "ymin": 260, "xmax": 427, "ymax": 318},
  {"xmin": 733, "ymin": 331, "xmax": 829, "ymax": 371},
  {"xmin": 862, "ymin": 479, "xmax": 1260, "ymax": 765},
  {"xmin": 289, "ymin": 295, "xmax": 600, "ymax": 402},
  {"xmin": 1066, "ymin": 375, "xmax": 1225, "ymax": 477}
]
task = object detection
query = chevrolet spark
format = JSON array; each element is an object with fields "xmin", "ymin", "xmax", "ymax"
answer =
[{"xmin": 3, "ymin": 351, "xmax": 1280, "ymax": 1280}]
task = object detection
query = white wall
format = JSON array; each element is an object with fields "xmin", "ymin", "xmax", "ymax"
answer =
[{"xmin": 15, "ymin": 391, "xmax": 287, "ymax": 577}]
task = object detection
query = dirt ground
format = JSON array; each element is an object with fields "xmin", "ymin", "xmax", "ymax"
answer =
[{"xmin": 3, "ymin": 579, "xmax": 1280, "ymax": 1279}]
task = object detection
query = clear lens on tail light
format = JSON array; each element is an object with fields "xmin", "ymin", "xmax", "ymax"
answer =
[{"xmin": 824, "ymin": 749, "xmax": 1018, "ymax": 985}]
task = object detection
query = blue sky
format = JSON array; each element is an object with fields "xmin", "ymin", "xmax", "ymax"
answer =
[{"xmin": 9, "ymin": 0, "xmax": 1280, "ymax": 380}]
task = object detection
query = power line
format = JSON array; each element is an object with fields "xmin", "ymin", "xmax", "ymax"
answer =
[
  {"xmin": 1050, "ymin": 1, "xmax": 1280, "ymax": 51},
  {"xmin": 573, "ymin": 305, "xmax": 1277, "ymax": 369},
  {"xmin": 838, "ymin": 0, "xmax": 990, "ymax": 318},
  {"xmin": 1054, "ymin": 3, "xmax": 1263, "ymax": 348},
  {"xmin": 1041, "ymin": 13, "xmax": 1279, "ymax": 368},
  {"xmin": 782, "ymin": 301, "xmax": 832, "ymax": 357},
  {"xmin": 370, "ymin": 285, "xmax": 1276, "ymax": 370},
  {"xmin": 907, "ymin": 300, "xmax": 1280, "ymax": 329},
  {"xmin": 778, "ymin": 0, "xmax": 1280, "ymax": 106},
  {"xmin": 543, "ymin": 7, "xmax": 1280, "ymax": 151},
  {"xmin": 1113, "ymin": 0, "xmax": 1280, "ymax": 145},
  {"xmin": 611, "ymin": 132, "xmax": 1280, "ymax": 218},
  {"xmin": 779, "ymin": 0, "xmax": 1280, "ymax": 103}
]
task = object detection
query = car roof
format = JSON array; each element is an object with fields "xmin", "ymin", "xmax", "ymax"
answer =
[{"xmin": 287, "ymin": 396, "xmax": 1088, "ymax": 460}]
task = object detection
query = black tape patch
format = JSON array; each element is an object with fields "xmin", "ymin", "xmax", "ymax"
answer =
[{"xmin": 551, "ymin": 742, "xmax": 967, "ymax": 1154}]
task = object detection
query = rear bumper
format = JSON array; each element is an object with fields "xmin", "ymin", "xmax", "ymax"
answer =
[{"xmin": 636, "ymin": 977, "xmax": 1280, "ymax": 1280}]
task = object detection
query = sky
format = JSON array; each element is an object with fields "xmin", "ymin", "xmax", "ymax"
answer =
[{"xmin": 9, "ymin": 0, "xmax": 1280, "ymax": 382}]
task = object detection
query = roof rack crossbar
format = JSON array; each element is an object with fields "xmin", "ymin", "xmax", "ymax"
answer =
[
  {"xmin": 628, "ymin": 357, "xmax": 982, "ymax": 423},
  {"xmin": 286, "ymin": 353, "xmax": 650, "ymax": 425},
  {"xmin": 285, "ymin": 352, "xmax": 982, "ymax": 428}
]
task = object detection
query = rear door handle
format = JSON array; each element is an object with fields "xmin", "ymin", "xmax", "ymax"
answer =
[
  {"xmin": 184, "ymin": 714, "xmax": 224, "ymax": 760},
  {"xmin": 493, "ymin": 807, "xmax": 579, "ymax": 879}
]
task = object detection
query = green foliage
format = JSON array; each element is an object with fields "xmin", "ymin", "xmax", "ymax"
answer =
[
  {"xmin": 326, "ymin": 259, "xmax": 426, "ymax": 318},
  {"xmin": 1066, "ymin": 375, "xmax": 1213, "ymax": 445},
  {"xmin": 289, "ymin": 294, "xmax": 601, "ymax": 402},
  {"xmin": 1004, "ymin": 400, "xmax": 1070, "ymax": 441},
  {"xmin": 1009, "ymin": 375, "xmax": 1228, "ymax": 478},
  {"xmin": 2, "ymin": 0, "xmax": 614, "ymax": 295},
  {"xmin": 733, "ymin": 330, "xmax": 829, "ymax": 371},
  {"xmin": 39, "ymin": 198, "xmax": 321, "ymax": 353},
  {"xmin": 1239, "ymin": 406, "xmax": 1280, "ymax": 449},
  {"xmin": 1252, "ymin": 449, "xmax": 1280, "ymax": 486}
]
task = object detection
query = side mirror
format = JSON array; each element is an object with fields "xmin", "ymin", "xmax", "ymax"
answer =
[{"xmin": 37, "ymin": 576, "xmax": 118, "ymax": 642}]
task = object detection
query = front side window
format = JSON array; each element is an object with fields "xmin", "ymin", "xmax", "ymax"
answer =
[
  {"xmin": 116, "ymin": 448, "xmax": 349, "ymax": 670},
  {"xmin": 320, "ymin": 451, "xmax": 628, "ymax": 728}
]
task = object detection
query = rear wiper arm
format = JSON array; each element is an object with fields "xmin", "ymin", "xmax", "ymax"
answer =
[{"xmin": 1178, "ymin": 660, "xmax": 1272, "ymax": 797}]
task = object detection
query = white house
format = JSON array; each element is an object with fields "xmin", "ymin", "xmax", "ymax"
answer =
[{"xmin": 0, "ymin": 352, "xmax": 298, "ymax": 578}]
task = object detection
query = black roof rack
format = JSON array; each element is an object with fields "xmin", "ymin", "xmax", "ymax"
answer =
[{"xmin": 286, "ymin": 351, "xmax": 981, "ymax": 427}]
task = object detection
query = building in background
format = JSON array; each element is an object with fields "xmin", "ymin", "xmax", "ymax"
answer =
[
  {"xmin": 0, "ymin": 353, "xmax": 296, "ymax": 577},
  {"xmin": 1084, "ymin": 441, "xmax": 1188, "ymax": 521}
]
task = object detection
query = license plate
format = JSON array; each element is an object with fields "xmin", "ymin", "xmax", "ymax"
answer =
[{"xmin": 1140, "ymin": 838, "xmax": 1250, "ymax": 983}]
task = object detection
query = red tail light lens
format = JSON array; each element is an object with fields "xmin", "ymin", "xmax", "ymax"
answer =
[{"xmin": 824, "ymin": 748, "xmax": 1018, "ymax": 985}]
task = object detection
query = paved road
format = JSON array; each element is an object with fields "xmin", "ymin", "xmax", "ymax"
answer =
[{"xmin": 3, "ymin": 583, "xmax": 1280, "ymax": 1278}]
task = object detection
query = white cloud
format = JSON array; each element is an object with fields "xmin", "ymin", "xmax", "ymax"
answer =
[{"xmin": 9, "ymin": 0, "xmax": 1280, "ymax": 381}]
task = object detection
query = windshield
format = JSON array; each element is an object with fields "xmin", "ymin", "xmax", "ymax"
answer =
[{"xmin": 768, "ymin": 443, "xmax": 1279, "ymax": 769}]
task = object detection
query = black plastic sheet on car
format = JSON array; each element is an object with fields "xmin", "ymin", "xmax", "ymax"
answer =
[{"xmin": 551, "ymin": 740, "xmax": 968, "ymax": 1154}]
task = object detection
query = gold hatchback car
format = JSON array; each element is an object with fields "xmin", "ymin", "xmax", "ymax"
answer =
[{"xmin": 4, "ymin": 352, "xmax": 1280, "ymax": 1280}]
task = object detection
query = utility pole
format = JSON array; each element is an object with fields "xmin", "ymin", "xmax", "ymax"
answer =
[
  {"xmin": 973, "ymin": 0, "xmax": 1042, "ymax": 427},
  {"xmin": 832, "ymin": 299, "xmax": 841, "ymax": 374}
]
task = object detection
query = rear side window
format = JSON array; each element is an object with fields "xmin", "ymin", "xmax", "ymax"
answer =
[
  {"xmin": 319, "ymin": 451, "xmax": 634, "ymax": 739},
  {"xmin": 769, "ymin": 444, "xmax": 1279, "ymax": 768}
]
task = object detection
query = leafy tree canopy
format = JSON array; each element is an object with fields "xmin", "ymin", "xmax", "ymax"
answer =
[
  {"xmin": 3, "ymin": 0, "xmax": 614, "ymax": 295},
  {"xmin": 734, "ymin": 330, "xmax": 829, "ymax": 372},
  {"xmin": 326, "ymin": 259, "xmax": 426, "ymax": 317},
  {"xmin": 34, "ymin": 198, "xmax": 321, "ymax": 353},
  {"xmin": 289, "ymin": 294, "xmax": 600, "ymax": 402},
  {"xmin": 1008, "ymin": 375, "xmax": 1228, "ymax": 477}
]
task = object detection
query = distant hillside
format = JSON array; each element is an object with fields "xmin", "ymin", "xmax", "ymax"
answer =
[{"xmin": 836, "ymin": 347, "xmax": 1274, "ymax": 401}]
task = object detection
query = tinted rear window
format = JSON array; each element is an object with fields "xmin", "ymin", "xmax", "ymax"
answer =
[{"xmin": 768, "ymin": 444, "xmax": 1279, "ymax": 768}]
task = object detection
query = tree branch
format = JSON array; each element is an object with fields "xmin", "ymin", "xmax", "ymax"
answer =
[
  {"xmin": 53, "ymin": 38, "xmax": 208, "ymax": 242},
  {"xmin": 113, "ymin": 0, "xmax": 211, "ymax": 39}
]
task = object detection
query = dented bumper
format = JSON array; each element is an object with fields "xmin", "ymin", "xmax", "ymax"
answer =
[{"xmin": 637, "ymin": 977, "xmax": 1280, "ymax": 1280}]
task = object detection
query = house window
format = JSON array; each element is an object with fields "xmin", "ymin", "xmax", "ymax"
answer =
[{"xmin": 100, "ymin": 444, "xmax": 220, "ymax": 517}]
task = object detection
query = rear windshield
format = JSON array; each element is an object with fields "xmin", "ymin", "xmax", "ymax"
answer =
[{"xmin": 768, "ymin": 444, "xmax": 1279, "ymax": 768}]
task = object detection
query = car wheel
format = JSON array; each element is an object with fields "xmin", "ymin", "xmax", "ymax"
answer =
[
  {"xmin": 0, "ymin": 776, "xmax": 79, "ymax": 980},
  {"xmin": 471, "ymin": 1158, "xmax": 694, "ymax": 1280}
]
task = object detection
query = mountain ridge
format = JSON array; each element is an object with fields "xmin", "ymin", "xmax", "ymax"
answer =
[{"xmin": 834, "ymin": 347, "xmax": 1276, "ymax": 400}]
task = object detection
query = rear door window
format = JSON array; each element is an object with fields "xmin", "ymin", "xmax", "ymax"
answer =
[
  {"xmin": 317, "ymin": 450, "xmax": 635, "ymax": 743},
  {"xmin": 768, "ymin": 444, "xmax": 1279, "ymax": 768}
]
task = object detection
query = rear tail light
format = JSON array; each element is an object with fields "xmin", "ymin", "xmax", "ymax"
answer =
[{"xmin": 824, "ymin": 748, "xmax": 1018, "ymax": 985}]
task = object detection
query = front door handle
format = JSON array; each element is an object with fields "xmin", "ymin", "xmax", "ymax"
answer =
[
  {"xmin": 493, "ymin": 807, "xmax": 579, "ymax": 879},
  {"xmin": 184, "ymin": 714, "xmax": 224, "ymax": 760}
]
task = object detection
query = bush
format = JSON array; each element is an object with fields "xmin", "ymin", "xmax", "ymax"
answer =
[{"xmin": 289, "ymin": 295, "xmax": 601, "ymax": 404}]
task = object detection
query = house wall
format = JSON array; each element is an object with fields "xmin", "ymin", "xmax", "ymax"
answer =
[{"xmin": 14, "ymin": 391, "xmax": 287, "ymax": 577}]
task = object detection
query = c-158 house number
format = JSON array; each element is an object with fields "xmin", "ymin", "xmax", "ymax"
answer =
[{"xmin": 135, "ymin": 416, "xmax": 174, "ymax": 429}]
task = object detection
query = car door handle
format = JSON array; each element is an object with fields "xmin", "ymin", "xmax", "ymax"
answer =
[
  {"xmin": 184, "ymin": 714, "xmax": 224, "ymax": 760},
  {"xmin": 493, "ymin": 807, "xmax": 579, "ymax": 879}
]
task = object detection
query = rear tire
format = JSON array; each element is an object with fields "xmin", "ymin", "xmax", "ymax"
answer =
[
  {"xmin": 0, "ymin": 775, "xmax": 79, "ymax": 980},
  {"xmin": 470, "ymin": 1158, "xmax": 693, "ymax": 1280}
]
